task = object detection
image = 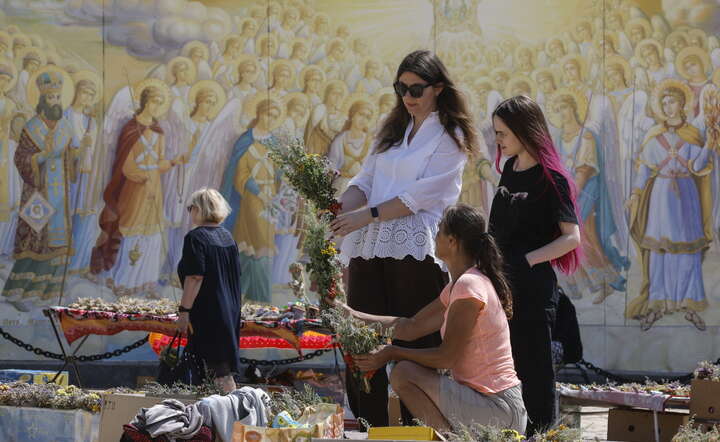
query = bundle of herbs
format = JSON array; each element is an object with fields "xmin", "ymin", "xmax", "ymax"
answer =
[{"xmin": 322, "ymin": 307, "xmax": 392, "ymax": 393}]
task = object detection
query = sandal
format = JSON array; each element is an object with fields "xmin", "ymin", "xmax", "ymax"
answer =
[
  {"xmin": 685, "ymin": 311, "xmax": 707, "ymax": 331},
  {"xmin": 640, "ymin": 311, "xmax": 662, "ymax": 331}
]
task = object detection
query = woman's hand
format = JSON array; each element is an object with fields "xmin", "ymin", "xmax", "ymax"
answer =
[
  {"xmin": 354, "ymin": 345, "xmax": 393, "ymax": 372},
  {"xmin": 330, "ymin": 209, "xmax": 372, "ymax": 237},
  {"xmin": 176, "ymin": 312, "xmax": 193, "ymax": 336}
]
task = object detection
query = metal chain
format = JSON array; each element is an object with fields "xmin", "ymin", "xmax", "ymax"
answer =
[
  {"xmin": 239, "ymin": 349, "xmax": 333, "ymax": 367},
  {"xmin": 577, "ymin": 357, "xmax": 720, "ymax": 384},
  {"xmin": 0, "ymin": 326, "xmax": 148, "ymax": 362}
]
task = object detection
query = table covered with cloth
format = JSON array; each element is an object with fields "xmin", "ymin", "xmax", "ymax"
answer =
[{"xmin": 43, "ymin": 307, "xmax": 333, "ymax": 353}]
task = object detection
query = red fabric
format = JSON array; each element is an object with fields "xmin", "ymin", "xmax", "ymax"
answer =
[
  {"xmin": 91, "ymin": 117, "xmax": 163, "ymax": 274},
  {"xmin": 148, "ymin": 331, "xmax": 334, "ymax": 355}
]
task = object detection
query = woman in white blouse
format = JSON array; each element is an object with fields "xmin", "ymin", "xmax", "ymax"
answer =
[{"xmin": 331, "ymin": 50, "xmax": 479, "ymax": 428}]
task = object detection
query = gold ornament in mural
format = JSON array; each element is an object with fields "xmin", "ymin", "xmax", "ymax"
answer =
[{"xmin": 547, "ymin": 87, "xmax": 589, "ymax": 130}]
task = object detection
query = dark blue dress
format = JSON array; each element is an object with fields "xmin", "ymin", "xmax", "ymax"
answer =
[{"xmin": 177, "ymin": 226, "xmax": 242, "ymax": 373}]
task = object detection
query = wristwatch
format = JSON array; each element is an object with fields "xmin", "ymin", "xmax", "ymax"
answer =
[
  {"xmin": 370, "ymin": 207, "xmax": 380, "ymax": 223},
  {"xmin": 178, "ymin": 305, "xmax": 192, "ymax": 313}
]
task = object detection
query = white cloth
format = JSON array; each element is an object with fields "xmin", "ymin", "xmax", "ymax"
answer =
[
  {"xmin": 197, "ymin": 387, "xmax": 271, "ymax": 442},
  {"xmin": 340, "ymin": 111, "xmax": 467, "ymax": 266},
  {"xmin": 131, "ymin": 399, "xmax": 204, "ymax": 440}
]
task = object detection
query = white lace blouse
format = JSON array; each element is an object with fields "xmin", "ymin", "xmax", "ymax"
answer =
[{"xmin": 339, "ymin": 111, "xmax": 467, "ymax": 266}]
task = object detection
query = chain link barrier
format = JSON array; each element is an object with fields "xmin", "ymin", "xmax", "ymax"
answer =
[
  {"xmin": 239, "ymin": 349, "xmax": 333, "ymax": 367},
  {"xmin": 0, "ymin": 326, "xmax": 148, "ymax": 362}
]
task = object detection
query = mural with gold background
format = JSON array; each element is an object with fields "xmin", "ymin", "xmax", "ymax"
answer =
[{"xmin": 1, "ymin": 0, "xmax": 720, "ymax": 372}]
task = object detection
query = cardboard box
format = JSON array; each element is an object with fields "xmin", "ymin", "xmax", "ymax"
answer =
[
  {"xmin": 607, "ymin": 408, "xmax": 688, "ymax": 442},
  {"xmin": 691, "ymin": 379, "xmax": 720, "ymax": 420},
  {"xmin": 98, "ymin": 392, "xmax": 195, "ymax": 442},
  {"xmin": 0, "ymin": 369, "xmax": 69, "ymax": 386},
  {"xmin": 368, "ymin": 426, "xmax": 442, "ymax": 441}
]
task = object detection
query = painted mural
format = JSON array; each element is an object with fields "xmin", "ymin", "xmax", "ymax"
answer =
[{"xmin": 1, "ymin": 0, "xmax": 720, "ymax": 373}]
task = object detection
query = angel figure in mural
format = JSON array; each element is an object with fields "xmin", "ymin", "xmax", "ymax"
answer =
[
  {"xmin": 0, "ymin": 57, "xmax": 20, "ymax": 258},
  {"xmin": 219, "ymin": 95, "xmax": 285, "ymax": 303},
  {"xmin": 2, "ymin": 66, "xmax": 77, "ymax": 305},
  {"xmin": 212, "ymin": 35, "xmax": 243, "ymax": 89},
  {"xmin": 228, "ymin": 55, "xmax": 260, "ymax": 104},
  {"xmin": 665, "ymin": 31, "xmax": 690, "ymax": 68},
  {"xmin": 305, "ymin": 79, "xmax": 348, "ymax": 157},
  {"xmin": 255, "ymin": 34, "xmax": 280, "ymax": 90},
  {"xmin": 626, "ymin": 79, "xmax": 718, "ymax": 332},
  {"xmin": 533, "ymin": 68, "xmax": 558, "ymax": 108},
  {"xmin": 327, "ymin": 94, "xmax": 376, "ymax": 197},
  {"xmin": 299, "ymin": 65, "xmax": 325, "ymax": 108},
  {"xmin": 374, "ymin": 87, "xmax": 394, "ymax": 130},
  {"xmin": 626, "ymin": 18, "xmax": 652, "ymax": 49},
  {"xmin": 276, "ymin": 7, "xmax": 301, "ymax": 59},
  {"xmin": 514, "ymin": 45, "xmax": 535, "ymax": 74},
  {"xmin": 559, "ymin": 54, "xmax": 588, "ymax": 91},
  {"xmin": 301, "ymin": 13, "xmax": 331, "ymax": 59},
  {"xmin": 90, "ymin": 79, "xmax": 178, "ymax": 297},
  {"xmin": 11, "ymin": 48, "xmax": 45, "ymax": 114},
  {"xmin": 288, "ymin": 38, "xmax": 310, "ymax": 75},
  {"xmin": 182, "ymin": 41, "xmax": 212, "ymax": 81},
  {"xmin": 161, "ymin": 80, "xmax": 227, "ymax": 282},
  {"xmin": 268, "ymin": 60, "xmax": 295, "ymax": 98},
  {"xmin": 634, "ymin": 38, "xmax": 671, "ymax": 91},
  {"xmin": 65, "ymin": 71, "xmax": 101, "ymax": 276},
  {"xmin": 280, "ymin": 92, "xmax": 310, "ymax": 141},
  {"xmin": 236, "ymin": 18, "xmax": 259, "ymax": 56},
  {"xmin": 318, "ymin": 39, "xmax": 349, "ymax": 82},
  {"xmin": 490, "ymin": 68, "xmax": 510, "ymax": 97},
  {"xmin": 11, "ymin": 34, "xmax": 30, "ymax": 59},
  {"xmin": 549, "ymin": 88, "xmax": 630, "ymax": 304},
  {"xmin": 675, "ymin": 46, "xmax": 714, "ymax": 119},
  {"xmin": 505, "ymin": 75, "xmax": 536, "ymax": 101},
  {"xmin": 167, "ymin": 57, "xmax": 196, "ymax": 105},
  {"xmin": 353, "ymin": 58, "xmax": 383, "ymax": 95}
]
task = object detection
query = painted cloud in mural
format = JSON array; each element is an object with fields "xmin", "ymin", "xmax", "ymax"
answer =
[
  {"xmin": 0, "ymin": 0, "xmax": 232, "ymax": 59},
  {"xmin": 662, "ymin": 0, "xmax": 720, "ymax": 27}
]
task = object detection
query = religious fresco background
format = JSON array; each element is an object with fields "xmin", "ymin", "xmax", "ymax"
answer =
[{"xmin": 1, "ymin": 0, "xmax": 720, "ymax": 373}]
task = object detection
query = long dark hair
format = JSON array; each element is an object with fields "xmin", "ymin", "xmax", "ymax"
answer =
[
  {"xmin": 492, "ymin": 95, "xmax": 582, "ymax": 274},
  {"xmin": 376, "ymin": 50, "xmax": 478, "ymax": 154},
  {"xmin": 440, "ymin": 204, "xmax": 513, "ymax": 319}
]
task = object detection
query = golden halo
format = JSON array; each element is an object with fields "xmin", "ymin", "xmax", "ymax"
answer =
[
  {"xmin": 298, "ymin": 64, "xmax": 325, "ymax": 90},
  {"xmin": 221, "ymin": 33, "xmax": 243, "ymax": 53},
  {"xmin": 665, "ymin": 30, "xmax": 689, "ymax": 49},
  {"xmin": 11, "ymin": 33, "xmax": 30, "ymax": 48},
  {"xmin": 675, "ymin": 46, "xmax": 711, "ymax": 80},
  {"xmin": 5, "ymin": 25, "xmax": 20, "ymax": 35},
  {"xmin": 166, "ymin": 56, "xmax": 197, "ymax": 85},
  {"xmin": 490, "ymin": 68, "xmax": 510, "ymax": 89},
  {"xmin": 559, "ymin": 54, "xmax": 588, "ymax": 82},
  {"xmin": 188, "ymin": 80, "xmax": 227, "ymax": 120},
  {"xmin": 360, "ymin": 56, "xmax": 382, "ymax": 74},
  {"xmin": 322, "ymin": 79, "xmax": 349, "ymax": 102},
  {"xmin": 473, "ymin": 76, "xmax": 495, "ymax": 92},
  {"xmin": 572, "ymin": 20, "xmax": 593, "ymax": 42},
  {"xmin": 181, "ymin": 41, "xmax": 210, "ymax": 60},
  {"xmin": 505, "ymin": 74, "xmax": 536, "ymax": 98},
  {"xmin": 237, "ymin": 17, "xmax": 258, "ymax": 32},
  {"xmin": 341, "ymin": 92, "xmax": 376, "ymax": 119},
  {"xmin": 17, "ymin": 47, "xmax": 46, "ymax": 67},
  {"xmin": 634, "ymin": 38, "xmax": 663, "ymax": 67},
  {"xmin": 132, "ymin": 78, "xmax": 172, "ymax": 118},
  {"xmin": 26, "ymin": 65, "xmax": 74, "ymax": 110},
  {"xmin": 514, "ymin": 45, "xmax": 536, "ymax": 65},
  {"xmin": 373, "ymin": 86, "xmax": 395, "ymax": 106},
  {"xmin": 242, "ymin": 93, "xmax": 285, "ymax": 131},
  {"xmin": 282, "ymin": 91, "xmax": 310, "ymax": 110},
  {"xmin": 269, "ymin": 59, "xmax": 295, "ymax": 87},
  {"xmin": 599, "ymin": 31, "xmax": 619, "ymax": 53},
  {"xmin": 532, "ymin": 68, "xmax": 559, "ymax": 87},
  {"xmin": 326, "ymin": 37, "xmax": 346, "ymax": 55},
  {"xmin": 289, "ymin": 37, "xmax": 309, "ymax": 56},
  {"xmin": 29, "ymin": 34, "xmax": 44, "ymax": 48},
  {"xmin": 0, "ymin": 31, "xmax": 11, "ymax": 48},
  {"xmin": 626, "ymin": 18, "xmax": 652, "ymax": 39},
  {"xmin": 713, "ymin": 69, "xmax": 720, "ymax": 89},
  {"xmin": 605, "ymin": 54, "xmax": 633, "ymax": 86},
  {"xmin": 688, "ymin": 29, "xmax": 708, "ymax": 48},
  {"xmin": 71, "ymin": 70, "xmax": 102, "ymax": 105},
  {"xmin": 547, "ymin": 87, "xmax": 589, "ymax": 129},
  {"xmin": 0, "ymin": 56, "xmax": 18, "ymax": 93},
  {"xmin": 651, "ymin": 78, "xmax": 694, "ymax": 121},
  {"xmin": 255, "ymin": 33, "xmax": 278, "ymax": 57},
  {"xmin": 230, "ymin": 54, "xmax": 260, "ymax": 84},
  {"xmin": 545, "ymin": 37, "xmax": 567, "ymax": 56}
]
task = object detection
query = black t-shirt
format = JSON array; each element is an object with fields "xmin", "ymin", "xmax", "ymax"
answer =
[{"xmin": 488, "ymin": 156, "xmax": 578, "ymax": 322}]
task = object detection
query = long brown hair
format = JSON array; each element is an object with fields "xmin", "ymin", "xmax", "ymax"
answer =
[
  {"xmin": 375, "ymin": 50, "xmax": 478, "ymax": 154},
  {"xmin": 492, "ymin": 95, "xmax": 582, "ymax": 274},
  {"xmin": 440, "ymin": 204, "xmax": 513, "ymax": 319}
]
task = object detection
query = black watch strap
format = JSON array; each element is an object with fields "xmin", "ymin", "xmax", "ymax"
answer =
[
  {"xmin": 178, "ymin": 305, "xmax": 192, "ymax": 313},
  {"xmin": 370, "ymin": 207, "xmax": 379, "ymax": 218}
]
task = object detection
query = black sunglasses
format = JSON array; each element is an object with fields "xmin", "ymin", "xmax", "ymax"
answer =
[{"xmin": 393, "ymin": 81, "xmax": 433, "ymax": 98}]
